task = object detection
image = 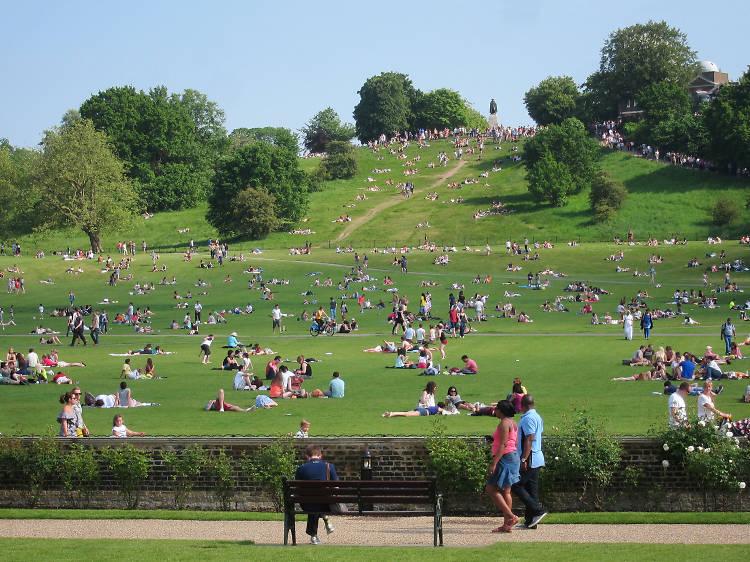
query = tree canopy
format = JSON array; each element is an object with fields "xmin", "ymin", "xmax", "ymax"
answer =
[
  {"xmin": 301, "ymin": 108, "xmax": 355, "ymax": 154},
  {"xmin": 703, "ymin": 68, "xmax": 750, "ymax": 174},
  {"xmin": 584, "ymin": 20, "xmax": 697, "ymax": 120},
  {"xmin": 34, "ymin": 119, "xmax": 138, "ymax": 251},
  {"xmin": 353, "ymin": 72, "xmax": 417, "ymax": 142},
  {"xmin": 80, "ymin": 86, "xmax": 226, "ymax": 211},
  {"xmin": 229, "ymin": 127, "xmax": 299, "ymax": 154},
  {"xmin": 207, "ymin": 139, "xmax": 310, "ymax": 238},
  {"xmin": 413, "ymin": 88, "xmax": 469, "ymax": 130},
  {"xmin": 524, "ymin": 76, "xmax": 581, "ymax": 126},
  {"xmin": 319, "ymin": 140, "xmax": 357, "ymax": 180},
  {"xmin": 0, "ymin": 142, "xmax": 40, "ymax": 237}
]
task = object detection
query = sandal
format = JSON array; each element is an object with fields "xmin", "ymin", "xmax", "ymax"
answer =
[
  {"xmin": 491, "ymin": 525, "xmax": 512, "ymax": 533},
  {"xmin": 506, "ymin": 515, "xmax": 519, "ymax": 527}
]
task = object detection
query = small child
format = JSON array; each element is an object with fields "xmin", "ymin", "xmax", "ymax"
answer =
[
  {"xmin": 111, "ymin": 414, "xmax": 145, "ymax": 438},
  {"xmin": 295, "ymin": 419, "xmax": 310, "ymax": 438}
]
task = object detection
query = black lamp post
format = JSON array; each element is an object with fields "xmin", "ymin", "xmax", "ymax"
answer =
[{"xmin": 360, "ymin": 448, "xmax": 373, "ymax": 512}]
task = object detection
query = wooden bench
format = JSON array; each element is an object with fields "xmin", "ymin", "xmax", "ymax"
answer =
[{"xmin": 282, "ymin": 479, "xmax": 443, "ymax": 546}]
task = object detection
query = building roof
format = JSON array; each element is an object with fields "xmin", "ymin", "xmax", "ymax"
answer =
[{"xmin": 699, "ymin": 60, "xmax": 720, "ymax": 73}]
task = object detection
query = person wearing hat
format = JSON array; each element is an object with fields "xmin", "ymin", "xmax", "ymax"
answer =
[{"xmin": 226, "ymin": 332, "xmax": 243, "ymax": 349}]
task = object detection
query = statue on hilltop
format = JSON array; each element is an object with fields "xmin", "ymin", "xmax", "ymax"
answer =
[{"xmin": 489, "ymin": 98, "xmax": 497, "ymax": 115}]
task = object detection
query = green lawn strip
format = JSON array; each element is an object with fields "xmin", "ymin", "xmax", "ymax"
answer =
[
  {"xmin": 1, "ymin": 509, "xmax": 747, "ymax": 524},
  {"xmin": 1, "ymin": 539, "xmax": 747, "ymax": 561},
  {"xmin": 0, "ymin": 508, "xmax": 281, "ymax": 521},
  {"xmin": 1, "ymin": 242, "xmax": 750, "ymax": 437}
]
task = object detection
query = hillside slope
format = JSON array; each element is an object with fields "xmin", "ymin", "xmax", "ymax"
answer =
[{"xmin": 16, "ymin": 139, "xmax": 750, "ymax": 252}]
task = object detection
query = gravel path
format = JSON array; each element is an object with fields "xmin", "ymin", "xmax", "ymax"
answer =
[{"xmin": 1, "ymin": 518, "xmax": 748, "ymax": 546}]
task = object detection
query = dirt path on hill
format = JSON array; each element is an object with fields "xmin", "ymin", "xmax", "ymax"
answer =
[
  {"xmin": 0, "ymin": 518, "xmax": 748, "ymax": 546},
  {"xmin": 334, "ymin": 159, "xmax": 468, "ymax": 242}
]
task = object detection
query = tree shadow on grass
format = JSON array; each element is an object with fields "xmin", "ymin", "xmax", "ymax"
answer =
[{"xmin": 621, "ymin": 165, "xmax": 750, "ymax": 195}]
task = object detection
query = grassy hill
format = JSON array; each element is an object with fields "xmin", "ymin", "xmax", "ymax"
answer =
[{"xmin": 15, "ymin": 139, "xmax": 750, "ymax": 253}]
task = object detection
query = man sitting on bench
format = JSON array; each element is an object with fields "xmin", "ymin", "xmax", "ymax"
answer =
[{"xmin": 295, "ymin": 444, "xmax": 337, "ymax": 545}]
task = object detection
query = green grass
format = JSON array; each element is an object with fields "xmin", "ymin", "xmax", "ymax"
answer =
[
  {"xmin": 1, "ymin": 508, "xmax": 746, "ymax": 524},
  {"xmin": 1, "ymin": 539, "xmax": 747, "ymax": 561},
  {"xmin": 1, "ymin": 241, "xmax": 749, "ymax": 437},
  {"xmin": 14, "ymin": 139, "xmax": 750, "ymax": 253}
]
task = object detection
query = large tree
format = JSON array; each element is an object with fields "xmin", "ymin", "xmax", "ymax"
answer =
[
  {"xmin": 301, "ymin": 108, "xmax": 355, "ymax": 153},
  {"xmin": 35, "ymin": 119, "xmax": 138, "ymax": 252},
  {"xmin": 413, "ymin": 88, "xmax": 468, "ymax": 130},
  {"xmin": 319, "ymin": 140, "xmax": 357, "ymax": 180},
  {"xmin": 584, "ymin": 21, "xmax": 697, "ymax": 120},
  {"xmin": 703, "ymin": 68, "xmax": 750, "ymax": 174},
  {"xmin": 208, "ymin": 139, "xmax": 310, "ymax": 237},
  {"xmin": 0, "ymin": 142, "xmax": 41, "ymax": 236},
  {"xmin": 353, "ymin": 72, "xmax": 418, "ymax": 142},
  {"xmin": 229, "ymin": 127, "xmax": 299, "ymax": 154},
  {"xmin": 523, "ymin": 117, "xmax": 599, "ymax": 198},
  {"xmin": 524, "ymin": 76, "xmax": 581, "ymax": 126},
  {"xmin": 80, "ymin": 86, "xmax": 226, "ymax": 211}
]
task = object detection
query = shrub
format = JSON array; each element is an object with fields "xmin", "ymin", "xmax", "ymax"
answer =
[
  {"xmin": 162, "ymin": 444, "xmax": 209, "ymax": 509},
  {"xmin": 102, "ymin": 445, "xmax": 150, "ymax": 509},
  {"xmin": 659, "ymin": 420, "xmax": 747, "ymax": 493},
  {"xmin": 240, "ymin": 438, "xmax": 298, "ymax": 511},
  {"xmin": 711, "ymin": 198, "xmax": 739, "ymax": 226},
  {"xmin": 319, "ymin": 141, "xmax": 357, "ymax": 180},
  {"xmin": 230, "ymin": 187, "xmax": 279, "ymax": 240},
  {"xmin": 211, "ymin": 449, "xmax": 236, "ymax": 511},
  {"xmin": 590, "ymin": 170, "xmax": 627, "ymax": 223},
  {"xmin": 61, "ymin": 443, "xmax": 100, "ymax": 507},
  {"xmin": 22, "ymin": 436, "xmax": 63, "ymax": 507},
  {"xmin": 425, "ymin": 419, "xmax": 489, "ymax": 499},
  {"xmin": 544, "ymin": 412, "xmax": 622, "ymax": 509},
  {"xmin": 526, "ymin": 153, "xmax": 575, "ymax": 207}
]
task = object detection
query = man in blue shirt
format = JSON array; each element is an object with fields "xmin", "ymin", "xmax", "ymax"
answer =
[
  {"xmin": 325, "ymin": 371, "xmax": 345, "ymax": 398},
  {"xmin": 295, "ymin": 445, "xmax": 337, "ymax": 544},
  {"xmin": 512, "ymin": 395, "xmax": 548, "ymax": 529}
]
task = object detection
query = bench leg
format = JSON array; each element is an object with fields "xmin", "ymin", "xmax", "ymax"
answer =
[
  {"xmin": 284, "ymin": 511, "xmax": 296, "ymax": 545},
  {"xmin": 434, "ymin": 495, "xmax": 443, "ymax": 547}
]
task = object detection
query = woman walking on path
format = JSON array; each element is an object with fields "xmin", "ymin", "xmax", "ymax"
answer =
[{"xmin": 485, "ymin": 400, "xmax": 520, "ymax": 533}]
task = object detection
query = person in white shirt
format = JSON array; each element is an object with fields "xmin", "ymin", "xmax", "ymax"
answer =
[
  {"xmin": 194, "ymin": 301, "xmax": 203, "ymax": 323},
  {"xmin": 200, "ymin": 335, "xmax": 214, "ymax": 364},
  {"xmin": 697, "ymin": 381, "xmax": 730, "ymax": 421},
  {"xmin": 295, "ymin": 419, "xmax": 311, "ymax": 438},
  {"xmin": 112, "ymin": 414, "xmax": 145, "ymax": 438},
  {"xmin": 668, "ymin": 382, "xmax": 689, "ymax": 428},
  {"xmin": 271, "ymin": 304, "xmax": 284, "ymax": 333},
  {"xmin": 26, "ymin": 348, "xmax": 39, "ymax": 373},
  {"xmin": 233, "ymin": 370, "xmax": 252, "ymax": 390},
  {"xmin": 623, "ymin": 311, "xmax": 634, "ymax": 340},
  {"xmin": 415, "ymin": 324, "xmax": 426, "ymax": 344}
]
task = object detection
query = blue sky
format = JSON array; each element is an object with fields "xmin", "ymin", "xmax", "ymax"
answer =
[{"xmin": 2, "ymin": 0, "xmax": 748, "ymax": 147}]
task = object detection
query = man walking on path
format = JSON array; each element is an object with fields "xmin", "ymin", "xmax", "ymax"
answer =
[
  {"xmin": 721, "ymin": 317, "xmax": 736, "ymax": 355},
  {"xmin": 512, "ymin": 395, "xmax": 547, "ymax": 529},
  {"xmin": 70, "ymin": 308, "xmax": 87, "ymax": 347},
  {"xmin": 294, "ymin": 444, "xmax": 337, "ymax": 545}
]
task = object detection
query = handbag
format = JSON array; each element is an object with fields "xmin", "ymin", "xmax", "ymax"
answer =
[{"xmin": 326, "ymin": 462, "xmax": 348, "ymax": 514}]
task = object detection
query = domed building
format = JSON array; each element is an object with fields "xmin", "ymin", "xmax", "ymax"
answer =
[{"xmin": 688, "ymin": 60, "xmax": 729, "ymax": 103}]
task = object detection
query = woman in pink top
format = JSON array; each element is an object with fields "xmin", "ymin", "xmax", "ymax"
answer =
[{"xmin": 484, "ymin": 399, "xmax": 520, "ymax": 533}]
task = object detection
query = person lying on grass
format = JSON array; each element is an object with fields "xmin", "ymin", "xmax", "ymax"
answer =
[
  {"xmin": 383, "ymin": 382, "xmax": 441, "ymax": 417},
  {"xmin": 612, "ymin": 362, "xmax": 667, "ymax": 381},
  {"xmin": 363, "ymin": 339, "xmax": 399, "ymax": 353},
  {"xmin": 205, "ymin": 388, "xmax": 255, "ymax": 412}
]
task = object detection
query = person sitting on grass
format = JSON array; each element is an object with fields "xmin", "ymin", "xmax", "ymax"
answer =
[
  {"xmin": 445, "ymin": 385, "xmax": 476, "ymax": 412},
  {"xmin": 112, "ymin": 414, "xmax": 145, "ymax": 438},
  {"xmin": 447, "ymin": 355, "xmax": 479, "ymax": 375},
  {"xmin": 205, "ymin": 388, "xmax": 255, "ymax": 412},
  {"xmin": 324, "ymin": 371, "xmax": 345, "ymax": 398},
  {"xmin": 394, "ymin": 349, "xmax": 415, "ymax": 368},
  {"xmin": 120, "ymin": 358, "xmax": 140, "ymax": 379},
  {"xmin": 294, "ymin": 355, "xmax": 313, "ymax": 378},
  {"xmin": 118, "ymin": 381, "xmax": 158, "ymax": 407},
  {"xmin": 222, "ymin": 350, "xmax": 240, "ymax": 371},
  {"xmin": 269, "ymin": 369, "xmax": 294, "ymax": 399},
  {"xmin": 383, "ymin": 382, "xmax": 442, "ymax": 417},
  {"xmin": 629, "ymin": 346, "xmax": 651, "ymax": 367}
]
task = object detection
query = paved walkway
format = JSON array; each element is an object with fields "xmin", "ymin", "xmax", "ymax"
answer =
[{"xmin": 1, "ymin": 517, "xmax": 748, "ymax": 546}]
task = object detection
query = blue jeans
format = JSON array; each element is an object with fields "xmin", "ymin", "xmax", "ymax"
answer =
[
  {"xmin": 724, "ymin": 335, "xmax": 733, "ymax": 355},
  {"xmin": 643, "ymin": 327, "xmax": 651, "ymax": 339}
]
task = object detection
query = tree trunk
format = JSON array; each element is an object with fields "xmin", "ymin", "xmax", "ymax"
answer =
[{"xmin": 86, "ymin": 230, "xmax": 102, "ymax": 253}]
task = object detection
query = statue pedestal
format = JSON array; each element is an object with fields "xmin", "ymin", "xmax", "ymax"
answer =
[{"xmin": 487, "ymin": 114, "xmax": 498, "ymax": 130}]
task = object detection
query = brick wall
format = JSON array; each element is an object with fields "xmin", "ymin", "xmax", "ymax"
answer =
[{"xmin": 0, "ymin": 437, "xmax": 746, "ymax": 512}]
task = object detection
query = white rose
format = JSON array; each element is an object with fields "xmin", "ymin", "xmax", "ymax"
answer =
[
  {"xmin": 686, "ymin": 446, "xmax": 695, "ymax": 453},
  {"xmin": 698, "ymin": 420, "xmax": 706, "ymax": 427},
  {"xmin": 704, "ymin": 448, "xmax": 711, "ymax": 453},
  {"xmin": 662, "ymin": 443, "xmax": 670, "ymax": 451},
  {"xmin": 555, "ymin": 456, "xmax": 559, "ymax": 461},
  {"xmin": 662, "ymin": 460, "xmax": 670, "ymax": 468},
  {"xmin": 726, "ymin": 431, "xmax": 734, "ymax": 438},
  {"xmin": 739, "ymin": 482, "xmax": 747, "ymax": 490},
  {"xmin": 697, "ymin": 446, "xmax": 704, "ymax": 452}
]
